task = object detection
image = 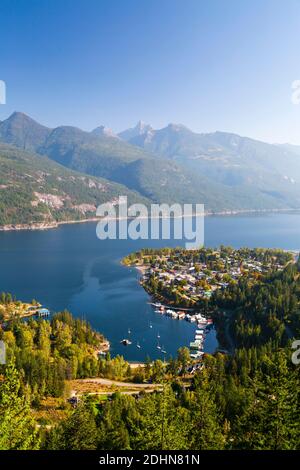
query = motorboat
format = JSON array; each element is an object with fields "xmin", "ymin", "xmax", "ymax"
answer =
[{"xmin": 120, "ymin": 339, "xmax": 132, "ymax": 346}]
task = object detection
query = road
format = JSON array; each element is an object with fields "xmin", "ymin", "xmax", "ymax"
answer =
[
  {"xmin": 78, "ymin": 389, "xmax": 160, "ymax": 396},
  {"xmin": 79, "ymin": 377, "xmax": 160, "ymax": 388},
  {"xmin": 72, "ymin": 377, "xmax": 162, "ymax": 397}
]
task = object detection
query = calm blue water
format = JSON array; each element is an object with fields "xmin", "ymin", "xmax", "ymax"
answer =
[{"xmin": 0, "ymin": 212, "xmax": 300, "ymax": 360}]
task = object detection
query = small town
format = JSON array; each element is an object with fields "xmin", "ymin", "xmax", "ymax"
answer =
[
  {"xmin": 124, "ymin": 246, "xmax": 293, "ymax": 308},
  {"xmin": 123, "ymin": 246, "xmax": 295, "ymax": 358}
]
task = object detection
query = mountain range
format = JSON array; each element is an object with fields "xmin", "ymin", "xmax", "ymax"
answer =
[{"xmin": 1, "ymin": 111, "xmax": 300, "ymax": 228}]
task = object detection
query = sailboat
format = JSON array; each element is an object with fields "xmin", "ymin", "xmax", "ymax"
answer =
[
  {"xmin": 157, "ymin": 340, "xmax": 161, "ymax": 350},
  {"xmin": 157, "ymin": 332, "xmax": 160, "ymax": 339},
  {"xmin": 161, "ymin": 346, "xmax": 167, "ymax": 354},
  {"xmin": 137, "ymin": 341, "xmax": 141, "ymax": 349},
  {"xmin": 149, "ymin": 321, "xmax": 153, "ymax": 329}
]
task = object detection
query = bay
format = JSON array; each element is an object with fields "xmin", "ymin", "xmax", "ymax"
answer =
[{"xmin": 0, "ymin": 212, "xmax": 299, "ymax": 360}]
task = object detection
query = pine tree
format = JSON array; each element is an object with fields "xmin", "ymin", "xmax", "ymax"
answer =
[
  {"xmin": 133, "ymin": 385, "xmax": 189, "ymax": 450},
  {"xmin": 48, "ymin": 402, "xmax": 98, "ymax": 450},
  {"xmin": 0, "ymin": 361, "xmax": 40, "ymax": 450},
  {"xmin": 234, "ymin": 351, "xmax": 300, "ymax": 449},
  {"xmin": 190, "ymin": 388, "xmax": 225, "ymax": 450}
]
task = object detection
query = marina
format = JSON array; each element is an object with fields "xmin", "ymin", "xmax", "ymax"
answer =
[
  {"xmin": 118, "ymin": 301, "xmax": 215, "ymax": 360},
  {"xmin": 148, "ymin": 300, "xmax": 216, "ymax": 357}
]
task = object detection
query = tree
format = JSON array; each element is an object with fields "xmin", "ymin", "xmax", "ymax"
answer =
[
  {"xmin": 150, "ymin": 360, "xmax": 165, "ymax": 383},
  {"xmin": 177, "ymin": 347, "xmax": 190, "ymax": 376},
  {"xmin": 47, "ymin": 402, "xmax": 98, "ymax": 450},
  {"xmin": 36, "ymin": 320, "xmax": 51, "ymax": 356},
  {"xmin": 97, "ymin": 394, "xmax": 134, "ymax": 450},
  {"xmin": 133, "ymin": 385, "xmax": 189, "ymax": 450},
  {"xmin": 234, "ymin": 352, "xmax": 300, "ymax": 449},
  {"xmin": 190, "ymin": 388, "xmax": 225, "ymax": 450},
  {"xmin": 0, "ymin": 361, "xmax": 40, "ymax": 450}
]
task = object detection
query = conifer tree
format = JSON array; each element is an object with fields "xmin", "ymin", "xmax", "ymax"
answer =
[
  {"xmin": 0, "ymin": 361, "xmax": 40, "ymax": 450},
  {"xmin": 47, "ymin": 402, "xmax": 98, "ymax": 450}
]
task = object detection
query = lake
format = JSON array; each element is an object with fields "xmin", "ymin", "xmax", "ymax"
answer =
[{"xmin": 0, "ymin": 212, "xmax": 300, "ymax": 361}]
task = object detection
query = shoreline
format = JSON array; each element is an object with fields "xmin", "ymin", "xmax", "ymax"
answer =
[
  {"xmin": 1, "ymin": 207, "xmax": 300, "ymax": 233},
  {"xmin": 0, "ymin": 217, "xmax": 100, "ymax": 232}
]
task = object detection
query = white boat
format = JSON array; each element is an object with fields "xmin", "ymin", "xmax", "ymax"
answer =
[
  {"xmin": 195, "ymin": 334, "xmax": 204, "ymax": 340},
  {"xmin": 190, "ymin": 351, "xmax": 204, "ymax": 359},
  {"xmin": 137, "ymin": 342, "xmax": 141, "ymax": 349},
  {"xmin": 120, "ymin": 339, "xmax": 132, "ymax": 346},
  {"xmin": 166, "ymin": 309, "xmax": 174, "ymax": 316},
  {"xmin": 161, "ymin": 347, "xmax": 167, "ymax": 354}
]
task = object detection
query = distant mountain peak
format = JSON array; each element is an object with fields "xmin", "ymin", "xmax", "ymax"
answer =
[
  {"xmin": 92, "ymin": 125, "xmax": 119, "ymax": 139},
  {"xmin": 4, "ymin": 111, "xmax": 52, "ymax": 132},
  {"xmin": 0, "ymin": 111, "xmax": 51, "ymax": 151},
  {"xmin": 118, "ymin": 121, "xmax": 153, "ymax": 141},
  {"xmin": 166, "ymin": 122, "xmax": 190, "ymax": 132},
  {"xmin": 135, "ymin": 120, "xmax": 150, "ymax": 131},
  {"xmin": 7, "ymin": 111, "xmax": 45, "ymax": 125},
  {"xmin": 10, "ymin": 111, "xmax": 29, "ymax": 118}
]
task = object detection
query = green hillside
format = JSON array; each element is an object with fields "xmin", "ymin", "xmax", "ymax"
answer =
[
  {"xmin": 0, "ymin": 143, "xmax": 148, "ymax": 227},
  {"xmin": 1, "ymin": 112, "xmax": 300, "ymax": 221}
]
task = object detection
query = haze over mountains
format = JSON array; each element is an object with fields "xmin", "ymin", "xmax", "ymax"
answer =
[{"xmin": 1, "ymin": 111, "xmax": 300, "ymax": 227}]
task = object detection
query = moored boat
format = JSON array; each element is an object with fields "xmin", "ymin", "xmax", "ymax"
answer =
[{"xmin": 120, "ymin": 338, "xmax": 132, "ymax": 346}]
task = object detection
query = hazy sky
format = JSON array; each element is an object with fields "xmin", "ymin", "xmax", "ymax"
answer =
[{"xmin": 1, "ymin": 0, "xmax": 300, "ymax": 143}]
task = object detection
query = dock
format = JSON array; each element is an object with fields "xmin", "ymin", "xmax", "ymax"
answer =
[{"xmin": 149, "ymin": 302, "xmax": 194, "ymax": 312}]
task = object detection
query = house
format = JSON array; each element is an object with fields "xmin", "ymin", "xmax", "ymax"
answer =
[
  {"xmin": 68, "ymin": 396, "xmax": 81, "ymax": 407},
  {"xmin": 37, "ymin": 308, "xmax": 50, "ymax": 317}
]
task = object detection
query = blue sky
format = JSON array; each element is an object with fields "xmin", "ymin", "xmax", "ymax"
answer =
[{"xmin": 0, "ymin": 0, "xmax": 300, "ymax": 143}]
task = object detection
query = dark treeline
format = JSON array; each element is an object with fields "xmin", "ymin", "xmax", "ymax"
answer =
[
  {"xmin": 43, "ymin": 346, "xmax": 300, "ymax": 450},
  {"xmin": 1, "ymin": 343, "xmax": 299, "ymax": 449},
  {"xmin": 214, "ymin": 262, "xmax": 300, "ymax": 349}
]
